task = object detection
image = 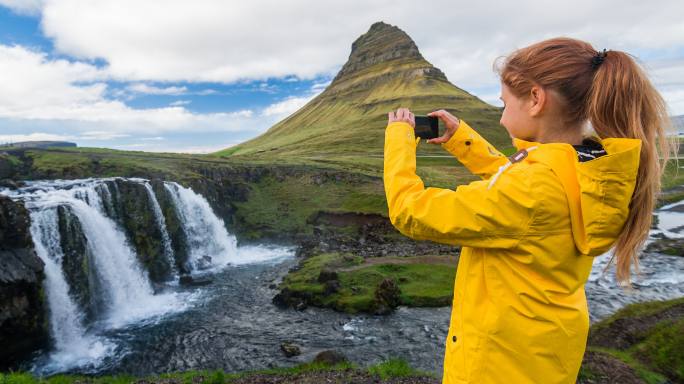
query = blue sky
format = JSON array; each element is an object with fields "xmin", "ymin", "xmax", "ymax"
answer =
[{"xmin": 0, "ymin": 1, "xmax": 682, "ymax": 153}]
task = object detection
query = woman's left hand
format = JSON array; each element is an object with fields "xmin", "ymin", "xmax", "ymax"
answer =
[{"xmin": 388, "ymin": 107, "xmax": 415, "ymax": 128}]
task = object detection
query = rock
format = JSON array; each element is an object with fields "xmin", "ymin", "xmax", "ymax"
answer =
[
  {"xmin": 372, "ymin": 278, "xmax": 401, "ymax": 315},
  {"xmin": 113, "ymin": 179, "xmax": 175, "ymax": 282},
  {"xmin": 317, "ymin": 268, "xmax": 338, "ymax": 283},
  {"xmin": 578, "ymin": 350, "xmax": 643, "ymax": 384},
  {"xmin": 644, "ymin": 237, "xmax": 684, "ymax": 257},
  {"xmin": 272, "ymin": 287, "xmax": 309, "ymax": 311},
  {"xmin": 0, "ymin": 195, "xmax": 49, "ymax": 369},
  {"xmin": 179, "ymin": 274, "xmax": 212, "ymax": 286},
  {"xmin": 280, "ymin": 341, "xmax": 301, "ymax": 357},
  {"xmin": 57, "ymin": 205, "xmax": 102, "ymax": 323},
  {"xmin": 0, "ymin": 179, "xmax": 20, "ymax": 189},
  {"xmin": 324, "ymin": 280, "xmax": 341, "ymax": 295},
  {"xmin": 312, "ymin": 350, "xmax": 348, "ymax": 366}
]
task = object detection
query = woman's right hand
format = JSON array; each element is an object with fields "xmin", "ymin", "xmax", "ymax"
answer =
[{"xmin": 426, "ymin": 109, "xmax": 461, "ymax": 144}]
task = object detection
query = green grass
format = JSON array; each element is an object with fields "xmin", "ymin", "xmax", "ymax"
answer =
[
  {"xmin": 367, "ymin": 357, "xmax": 431, "ymax": 380},
  {"xmin": 279, "ymin": 253, "xmax": 456, "ymax": 314},
  {"xmin": 231, "ymin": 174, "xmax": 387, "ymax": 240},
  {"xmin": 661, "ymin": 157, "xmax": 684, "ymax": 190},
  {"xmin": 0, "ymin": 357, "xmax": 432, "ymax": 383}
]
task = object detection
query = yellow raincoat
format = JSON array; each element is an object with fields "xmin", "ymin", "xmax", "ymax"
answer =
[{"xmin": 383, "ymin": 119, "xmax": 641, "ymax": 384}]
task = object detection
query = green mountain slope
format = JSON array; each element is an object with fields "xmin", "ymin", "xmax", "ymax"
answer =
[{"xmin": 213, "ymin": 21, "xmax": 511, "ymax": 164}]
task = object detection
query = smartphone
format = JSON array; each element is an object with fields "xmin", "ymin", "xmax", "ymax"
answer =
[{"xmin": 414, "ymin": 116, "xmax": 439, "ymax": 139}]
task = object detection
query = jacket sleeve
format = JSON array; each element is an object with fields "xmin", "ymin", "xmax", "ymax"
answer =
[
  {"xmin": 383, "ymin": 121, "xmax": 539, "ymax": 249},
  {"xmin": 441, "ymin": 119, "xmax": 509, "ymax": 180}
]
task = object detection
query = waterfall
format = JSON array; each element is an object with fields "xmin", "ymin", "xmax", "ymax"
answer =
[
  {"xmin": 29, "ymin": 208, "xmax": 114, "ymax": 371},
  {"xmin": 142, "ymin": 181, "xmax": 176, "ymax": 278},
  {"xmin": 1, "ymin": 176, "xmax": 292, "ymax": 374},
  {"xmin": 4, "ymin": 178, "xmax": 196, "ymax": 374},
  {"xmin": 163, "ymin": 181, "xmax": 238, "ymax": 272}
]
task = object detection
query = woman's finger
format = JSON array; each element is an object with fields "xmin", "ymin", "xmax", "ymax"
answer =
[{"xmin": 427, "ymin": 135, "xmax": 449, "ymax": 144}]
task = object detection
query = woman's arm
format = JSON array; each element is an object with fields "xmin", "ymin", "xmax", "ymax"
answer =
[
  {"xmin": 439, "ymin": 119, "xmax": 510, "ymax": 180},
  {"xmin": 384, "ymin": 118, "xmax": 539, "ymax": 249},
  {"xmin": 426, "ymin": 109, "xmax": 509, "ymax": 180}
]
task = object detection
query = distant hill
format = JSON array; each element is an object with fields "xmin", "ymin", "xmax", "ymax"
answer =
[
  {"xmin": 213, "ymin": 21, "xmax": 510, "ymax": 161},
  {"xmin": 1, "ymin": 141, "xmax": 77, "ymax": 149}
]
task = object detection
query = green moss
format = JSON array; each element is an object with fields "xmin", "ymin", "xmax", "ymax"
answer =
[
  {"xmin": 576, "ymin": 365, "xmax": 600, "ymax": 382},
  {"xmin": 632, "ymin": 318, "xmax": 684, "ymax": 382},
  {"xmin": 279, "ymin": 253, "xmax": 455, "ymax": 314},
  {"xmin": 367, "ymin": 357, "xmax": 434, "ymax": 380},
  {"xmin": 2, "ymin": 154, "xmax": 23, "ymax": 167}
]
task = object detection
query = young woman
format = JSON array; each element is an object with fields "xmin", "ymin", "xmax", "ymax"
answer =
[{"xmin": 383, "ymin": 37, "xmax": 679, "ymax": 384}]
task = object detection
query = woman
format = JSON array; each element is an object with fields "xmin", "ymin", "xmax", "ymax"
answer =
[{"xmin": 383, "ymin": 37, "xmax": 679, "ymax": 384}]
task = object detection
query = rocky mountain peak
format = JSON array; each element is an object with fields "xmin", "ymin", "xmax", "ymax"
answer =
[{"xmin": 331, "ymin": 21, "xmax": 426, "ymax": 83}]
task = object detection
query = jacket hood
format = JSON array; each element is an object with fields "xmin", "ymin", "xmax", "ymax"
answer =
[{"xmin": 512, "ymin": 135, "xmax": 642, "ymax": 256}]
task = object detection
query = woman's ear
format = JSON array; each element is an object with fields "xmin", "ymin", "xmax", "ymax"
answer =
[{"xmin": 528, "ymin": 85, "xmax": 546, "ymax": 117}]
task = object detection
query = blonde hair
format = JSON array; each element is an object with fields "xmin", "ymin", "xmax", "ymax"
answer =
[{"xmin": 494, "ymin": 37, "xmax": 680, "ymax": 289}]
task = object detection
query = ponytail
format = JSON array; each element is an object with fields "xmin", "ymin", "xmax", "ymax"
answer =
[
  {"xmin": 588, "ymin": 49, "xmax": 680, "ymax": 288},
  {"xmin": 494, "ymin": 37, "xmax": 680, "ymax": 289}
]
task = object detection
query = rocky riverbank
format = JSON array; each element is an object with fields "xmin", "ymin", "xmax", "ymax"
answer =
[{"xmin": 0, "ymin": 194, "xmax": 48, "ymax": 369}]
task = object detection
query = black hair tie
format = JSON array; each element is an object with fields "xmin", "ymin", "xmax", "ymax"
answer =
[{"xmin": 591, "ymin": 48, "xmax": 609, "ymax": 70}]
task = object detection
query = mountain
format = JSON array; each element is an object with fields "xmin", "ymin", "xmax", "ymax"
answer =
[{"xmin": 214, "ymin": 21, "xmax": 509, "ymax": 162}]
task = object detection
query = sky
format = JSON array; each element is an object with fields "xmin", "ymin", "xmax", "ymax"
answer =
[{"xmin": 0, "ymin": 1, "xmax": 682, "ymax": 153}]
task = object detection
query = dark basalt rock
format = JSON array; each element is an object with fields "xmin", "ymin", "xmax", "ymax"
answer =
[
  {"xmin": 372, "ymin": 277, "xmax": 402, "ymax": 315},
  {"xmin": 312, "ymin": 349, "xmax": 349, "ymax": 366},
  {"xmin": 57, "ymin": 205, "xmax": 104, "ymax": 323},
  {"xmin": 113, "ymin": 179, "xmax": 174, "ymax": 282},
  {"xmin": 280, "ymin": 341, "xmax": 301, "ymax": 357},
  {"xmin": 0, "ymin": 195, "xmax": 49, "ymax": 369},
  {"xmin": 331, "ymin": 21, "xmax": 446, "ymax": 85},
  {"xmin": 178, "ymin": 274, "xmax": 213, "ymax": 287},
  {"xmin": 317, "ymin": 268, "xmax": 338, "ymax": 283}
]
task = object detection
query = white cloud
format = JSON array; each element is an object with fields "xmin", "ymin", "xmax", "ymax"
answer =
[
  {"xmin": 170, "ymin": 100, "xmax": 191, "ymax": 107},
  {"xmin": 0, "ymin": 44, "xmax": 268, "ymax": 136},
  {"xmin": 25, "ymin": 1, "xmax": 682, "ymax": 87},
  {"xmin": 262, "ymin": 95, "xmax": 316, "ymax": 117},
  {"xmin": 10, "ymin": 0, "xmax": 676, "ymax": 114},
  {"xmin": 127, "ymin": 83, "xmax": 188, "ymax": 95},
  {"xmin": 0, "ymin": 0, "xmax": 42, "ymax": 15}
]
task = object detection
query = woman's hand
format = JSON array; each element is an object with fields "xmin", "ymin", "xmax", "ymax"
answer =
[
  {"xmin": 388, "ymin": 107, "xmax": 415, "ymax": 128},
  {"xmin": 426, "ymin": 109, "xmax": 461, "ymax": 144}
]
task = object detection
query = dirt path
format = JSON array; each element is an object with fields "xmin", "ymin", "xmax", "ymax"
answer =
[{"xmin": 338, "ymin": 254, "xmax": 458, "ymax": 272}]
